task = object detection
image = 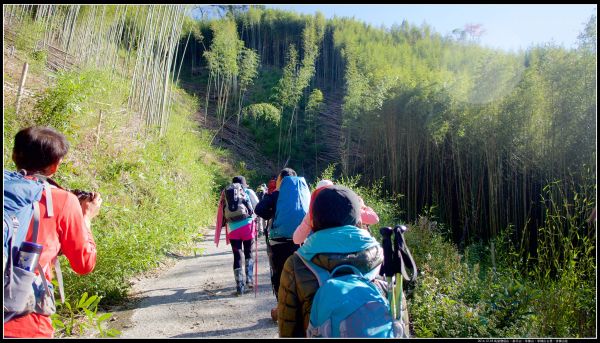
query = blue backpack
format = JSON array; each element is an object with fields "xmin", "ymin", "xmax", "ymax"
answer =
[
  {"xmin": 296, "ymin": 252, "xmax": 398, "ymax": 338},
  {"xmin": 3, "ymin": 171, "xmax": 62, "ymax": 322},
  {"xmin": 3, "ymin": 171, "xmax": 44, "ymax": 275},
  {"xmin": 271, "ymin": 176, "xmax": 310, "ymax": 239}
]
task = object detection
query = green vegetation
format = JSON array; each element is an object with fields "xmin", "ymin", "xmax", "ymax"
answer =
[
  {"xmin": 324, "ymin": 164, "xmax": 595, "ymax": 337},
  {"xmin": 51, "ymin": 292, "xmax": 120, "ymax": 337},
  {"xmin": 405, "ymin": 173, "xmax": 596, "ymax": 338},
  {"xmin": 4, "ymin": 66, "xmax": 230, "ymax": 337},
  {"xmin": 3, "ymin": 4, "xmax": 596, "ymax": 338},
  {"xmin": 3, "ymin": 29, "xmax": 230, "ymax": 336}
]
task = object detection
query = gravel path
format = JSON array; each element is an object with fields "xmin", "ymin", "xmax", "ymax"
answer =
[{"xmin": 114, "ymin": 227, "xmax": 279, "ymax": 338}]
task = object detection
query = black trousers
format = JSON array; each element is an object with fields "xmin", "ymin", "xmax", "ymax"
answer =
[
  {"xmin": 230, "ymin": 238, "xmax": 254, "ymax": 269},
  {"xmin": 266, "ymin": 239, "xmax": 300, "ymax": 300}
]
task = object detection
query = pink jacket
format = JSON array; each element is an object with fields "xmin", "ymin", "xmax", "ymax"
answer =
[
  {"xmin": 292, "ymin": 214, "xmax": 313, "ymax": 245},
  {"xmin": 214, "ymin": 191, "xmax": 230, "ymax": 247},
  {"xmin": 293, "ymin": 202, "xmax": 380, "ymax": 245}
]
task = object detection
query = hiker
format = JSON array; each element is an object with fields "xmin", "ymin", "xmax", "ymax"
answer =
[
  {"xmin": 266, "ymin": 176, "xmax": 277, "ymax": 194},
  {"xmin": 234, "ymin": 176, "xmax": 260, "ymax": 215},
  {"xmin": 256, "ymin": 183, "xmax": 268, "ymax": 202},
  {"xmin": 4, "ymin": 126, "xmax": 102, "ymax": 338},
  {"xmin": 292, "ymin": 179, "xmax": 334, "ymax": 245},
  {"xmin": 276, "ymin": 185, "xmax": 387, "ymax": 337},
  {"xmin": 214, "ymin": 176, "xmax": 258, "ymax": 296},
  {"xmin": 292, "ymin": 180, "xmax": 380, "ymax": 245},
  {"xmin": 255, "ymin": 168, "xmax": 310, "ymax": 321},
  {"xmin": 358, "ymin": 195, "xmax": 379, "ymax": 231},
  {"xmin": 255, "ymin": 183, "xmax": 268, "ymax": 237}
]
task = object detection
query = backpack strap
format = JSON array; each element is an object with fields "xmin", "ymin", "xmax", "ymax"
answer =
[
  {"xmin": 53, "ymin": 258, "xmax": 64, "ymax": 303},
  {"xmin": 29, "ymin": 175, "xmax": 64, "ymax": 303},
  {"xmin": 295, "ymin": 252, "xmax": 329, "ymax": 286},
  {"xmin": 43, "ymin": 182, "xmax": 54, "ymax": 218},
  {"xmin": 31, "ymin": 174, "xmax": 54, "ymax": 218},
  {"xmin": 33, "ymin": 193, "xmax": 57, "ymax": 301},
  {"xmin": 31, "ymin": 201, "xmax": 41, "ymax": 243}
]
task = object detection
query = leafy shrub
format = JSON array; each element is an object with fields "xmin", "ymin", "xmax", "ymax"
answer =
[
  {"xmin": 407, "ymin": 216, "xmax": 539, "ymax": 337},
  {"xmin": 4, "ymin": 61, "xmax": 225, "ymax": 336},
  {"xmin": 54, "ymin": 86, "xmax": 223, "ymax": 306},
  {"xmin": 13, "ymin": 17, "xmax": 45, "ymax": 53},
  {"xmin": 51, "ymin": 292, "xmax": 120, "ymax": 338},
  {"xmin": 30, "ymin": 49, "xmax": 48, "ymax": 66},
  {"xmin": 242, "ymin": 102, "xmax": 281, "ymax": 124},
  {"xmin": 34, "ymin": 69, "xmax": 128, "ymax": 134}
]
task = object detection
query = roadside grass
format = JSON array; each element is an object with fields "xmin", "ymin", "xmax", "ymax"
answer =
[
  {"xmin": 3, "ymin": 65, "xmax": 231, "ymax": 337},
  {"xmin": 318, "ymin": 165, "xmax": 596, "ymax": 338}
]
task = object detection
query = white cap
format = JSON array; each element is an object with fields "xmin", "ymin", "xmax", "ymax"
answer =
[{"xmin": 316, "ymin": 179, "xmax": 334, "ymax": 189}]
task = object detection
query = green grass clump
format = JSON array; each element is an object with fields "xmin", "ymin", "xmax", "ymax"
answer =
[
  {"xmin": 308, "ymin": 164, "xmax": 596, "ymax": 338},
  {"xmin": 406, "ymin": 203, "xmax": 595, "ymax": 338},
  {"xmin": 3, "ymin": 65, "xmax": 228, "ymax": 335},
  {"xmin": 406, "ymin": 219, "xmax": 538, "ymax": 338},
  {"xmin": 56, "ymin": 86, "xmax": 224, "ymax": 304}
]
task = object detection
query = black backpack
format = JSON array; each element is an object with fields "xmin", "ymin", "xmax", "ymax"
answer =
[{"xmin": 223, "ymin": 183, "xmax": 252, "ymax": 222}]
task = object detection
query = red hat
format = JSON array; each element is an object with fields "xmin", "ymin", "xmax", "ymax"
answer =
[{"xmin": 267, "ymin": 179, "xmax": 277, "ymax": 193}]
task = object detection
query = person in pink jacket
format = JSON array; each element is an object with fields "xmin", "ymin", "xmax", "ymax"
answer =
[
  {"xmin": 292, "ymin": 180, "xmax": 380, "ymax": 245},
  {"xmin": 358, "ymin": 196, "xmax": 380, "ymax": 233}
]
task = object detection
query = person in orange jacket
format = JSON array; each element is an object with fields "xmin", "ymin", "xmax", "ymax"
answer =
[{"xmin": 4, "ymin": 127, "xmax": 102, "ymax": 338}]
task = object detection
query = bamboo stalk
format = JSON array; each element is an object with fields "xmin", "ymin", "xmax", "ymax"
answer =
[
  {"xmin": 95, "ymin": 109, "xmax": 103, "ymax": 148},
  {"xmin": 15, "ymin": 62, "xmax": 29, "ymax": 115}
]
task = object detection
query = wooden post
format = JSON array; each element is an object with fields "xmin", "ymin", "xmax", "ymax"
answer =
[
  {"xmin": 96, "ymin": 109, "xmax": 103, "ymax": 148},
  {"xmin": 15, "ymin": 62, "xmax": 29, "ymax": 115}
]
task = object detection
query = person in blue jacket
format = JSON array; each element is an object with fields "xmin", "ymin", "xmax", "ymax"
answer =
[{"xmin": 255, "ymin": 167, "xmax": 310, "ymax": 321}]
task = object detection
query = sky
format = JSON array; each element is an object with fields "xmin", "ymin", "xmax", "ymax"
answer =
[{"xmin": 266, "ymin": 4, "xmax": 597, "ymax": 52}]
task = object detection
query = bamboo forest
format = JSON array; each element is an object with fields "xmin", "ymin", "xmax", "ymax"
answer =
[{"xmin": 2, "ymin": 4, "xmax": 596, "ymax": 339}]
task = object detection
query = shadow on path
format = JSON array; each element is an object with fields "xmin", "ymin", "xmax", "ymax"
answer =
[
  {"xmin": 133, "ymin": 287, "xmax": 241, "ymax": 310},
  {"xmin": 171, "ymin": 318, "xmax": 276, "ymax": 338}
]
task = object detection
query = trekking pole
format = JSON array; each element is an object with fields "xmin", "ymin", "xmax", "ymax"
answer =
[
  {"xmin": 393, "ymin": 224, "xmax": 418, "ymax": 338},
  {"xmin": 379, "ymin": 226, "xmax": 396, "ymax": 319},
  {"xmin": 255, "ymin": 219, "xmax": 258, "ymax": 298},
  {"xmin": 393, "ymin": 225, "xmax": 406, "ymax": 321}
]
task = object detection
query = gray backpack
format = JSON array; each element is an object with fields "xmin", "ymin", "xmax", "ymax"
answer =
[{"xmin": 223, "ymin": 183, "xmax": 252, "ymax": 222}]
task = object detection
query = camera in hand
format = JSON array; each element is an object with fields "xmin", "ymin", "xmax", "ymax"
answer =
[{"xmin": 71, "ymin": 189, "xmax": 94, "ymax": 201}]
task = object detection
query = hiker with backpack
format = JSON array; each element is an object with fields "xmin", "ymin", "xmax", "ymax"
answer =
[
  {"xmin": 292, "ymin": 179, "xmax": 333, "ymax": 245},
  {"xmin": 292, "ymin": 179, "xmax": 380, "ymax": 245},
  {"xmin": 277, "ymin": 184, "xmax": 396, "ymax": 338},
  {"xmin": 266, "ymin": 176, "xmax": 277, "ymax": 194},
  {"xmin": 214, "ymin": 176, "xmax": 259, "ymax": 296},
  {"xmin": 254, "ymin": 168, "xmax": 310, "ymax": 321},
  {"xmin": 4, "ymin": 126, "xmax": 102, "ymax": 338}
]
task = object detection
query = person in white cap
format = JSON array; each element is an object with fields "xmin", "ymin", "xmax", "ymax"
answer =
[
  {"xmin": 292, "ymin": 179, "xmax": 334, "ymax": 245},
  {"xmin": 292, "ymin": 180, "xmax": 380, "ymax": 245}
]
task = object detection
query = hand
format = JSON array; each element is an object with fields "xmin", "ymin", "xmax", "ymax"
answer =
[{"xmin": 81, "ymin": 192, "xmax": 102, "ymax": 221}]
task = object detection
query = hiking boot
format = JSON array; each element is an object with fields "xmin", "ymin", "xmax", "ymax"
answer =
[
  {"xmin": 234, "ymin": 268, "xmax": 245, "ymax": 296},
  {"xmin": 245, "ymin": 258, "xmax": 254, "ymax": 288},
  {"xmin": 270, "ymin": 307, "xmax": 278, "ymax": 321}
]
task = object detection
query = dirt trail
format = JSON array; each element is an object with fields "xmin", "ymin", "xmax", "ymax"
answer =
[{"xmin": 110, "ymin": 227, "xmax": 279, "ymax": 338}]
